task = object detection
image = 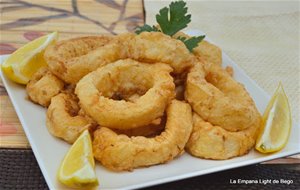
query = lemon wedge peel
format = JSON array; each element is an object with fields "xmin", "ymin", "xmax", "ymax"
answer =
[
  {"xmin": 255, "ymin": 82, "xmax": 292, "ymax": 153},
  {"xmin": 57, "ymin": 130, "xmax": 99, "ymax": 188},
  {"xmin": 1, "ymin": 31, "xmax": 58, "ymax": 84}
]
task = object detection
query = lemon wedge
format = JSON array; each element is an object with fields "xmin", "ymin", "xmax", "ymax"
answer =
[
  {"xmin": 58, "ymin": 130, "xmax": 99, "ymax": 188},
  {"xmin": 255, "ymin": 83, "xmax": 292, "ymax": 153},
  {"xmin": 1, "ymin": 31, "xmax": 58, "ymax": 84}
]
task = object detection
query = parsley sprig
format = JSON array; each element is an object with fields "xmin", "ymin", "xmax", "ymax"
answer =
[
  {"xmin": 135, "ymin": 24, "xmax": 160, "ymax": 34},
  {"xmin": 156, "ymin": 1, "xmax": 191, "ymax": 36},
  {"xmin": 177, "ymin": 36, "xmax": 205, "ymax": 52},
  {"xmin": 135, "ymin": 0, "xmax": 205, "ymax": 52}
]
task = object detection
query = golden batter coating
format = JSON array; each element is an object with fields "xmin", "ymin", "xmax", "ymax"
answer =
[
  {"xmin": 186, "ymin": 113, "xmax": 261, "ymax": 160},
  {"xmin": 26, "ymin": 67, "xmax": 64, "ymax": 107},
  {"xmin": 44, "ymin": 35, "xmax": 113, "ymax": 83},
  {"xmin": 46, "ymin": 93, "xmax": 95, "ymax": 144},
  {"xmin": 174, "ymin": 32, "xmax": 222, "ymax": 65},
  {"xmin": 75, "ymin": 59, "xmax": 175, "ymax": 130},
  {"xmin": 45, "ymin": 32, "xmax": 195, "ymax": 84},
  {"xmin": 185, "ymin": 61, "xmax": 260, "ymax": 132},
  {"xmin": 92, "ymin": 100, "xmax": 193, "ymax": 171}
]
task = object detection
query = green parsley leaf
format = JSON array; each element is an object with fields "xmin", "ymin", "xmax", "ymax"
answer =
[
  {"xmin": 178, "ymin": 35, "xmax": 205, "ymax": 52},
  {"xmin": 134, "ymin": 0, "xmax": 205, "ymax": 52},
  {"xmin": 135, "ymin": 24, "xmax": 160, "ymax": 34},
  {"xmin": 156, "ymin": 1, "xmax": 191, "ymax": 36}
]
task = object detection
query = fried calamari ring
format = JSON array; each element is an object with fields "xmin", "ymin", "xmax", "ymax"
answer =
[
  {"xmin": 186, "ymin": 113, "xmax": 260, "ymax": 160},
  {"xmin": 92, "ymin": 100, "xmax": 193, "ymax": 171},
  {"xmin": 174, "ymin": 32, "xmax": 222, "ymax": 65},
  {"xmin": 124, "ymin": 32, "xmax": 194, "ymax": 73},
  {"xmin": 44, "ymin": 36, "xmax": 113, "ymax": 83},
  {"xmin": 46, "ymin": 93, "xmax": 95, "ymax": 143},
  {"xmin": 75, "ymin": 59, "xmax": 175, "ymax": 129},
  {"xmin": 26, "ymin": 67, "xmax": 64, "ymax": 107},
  {"xmin": 193, "ymin": 40, "xmax": 222, "ymax": 66},
  {"xmin": 185, "ymin": 61, "xmax": 260, "ymax": 132},
  {"xmin": 48, "ymin": 32, "xmax": 195, "ymax": 84}
]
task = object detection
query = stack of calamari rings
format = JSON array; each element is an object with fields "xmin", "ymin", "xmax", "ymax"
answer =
[{"xmin": 26, "ymin": 32, "xmax": 261, "ymax": 171}]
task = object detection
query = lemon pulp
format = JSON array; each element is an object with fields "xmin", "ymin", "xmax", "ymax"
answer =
[
  {"xmin": 1, "ymin": 32, "xmax": 58, "ymax": 84},
  {"xmin": 57, "ymin": 130, "xmax": 99, "ymax": 188},
  {"xmin": 255, "ymin": 83, "xmax": 292, "ymax": 153}
]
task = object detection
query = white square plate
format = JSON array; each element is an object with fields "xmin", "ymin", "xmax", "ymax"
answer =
[{"xmin": 1, "ymin": 30, "xmax": 299, "ymax": 190}]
